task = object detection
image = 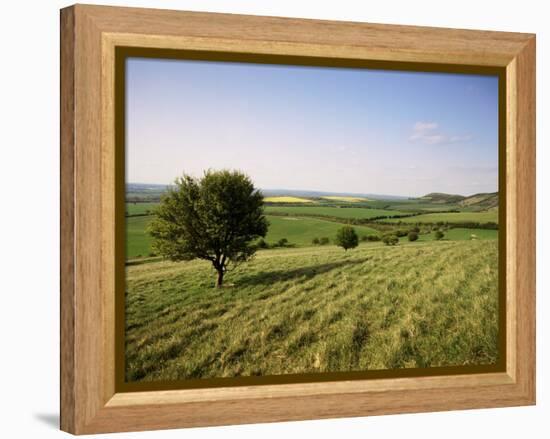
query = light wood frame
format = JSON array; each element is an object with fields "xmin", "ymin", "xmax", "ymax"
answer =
[{"xmin": 60, "ymin": 4, "xmax": 536, "ymax": 435}]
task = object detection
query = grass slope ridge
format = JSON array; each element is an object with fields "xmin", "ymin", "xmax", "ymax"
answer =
[
  {"xmin": 419, "ymin": 192, "xmax": 466, "ymax": 204},
  {"xmin": 459, "ymin": 192, "xmax": 499, "ymax": 210},
  {"xmin": 381, "ymin": 211, "xmax": 498, "ymax": 224},
  {"xmin": 125, "ymin": 240, "xmax": 498, "ymax": 381}
]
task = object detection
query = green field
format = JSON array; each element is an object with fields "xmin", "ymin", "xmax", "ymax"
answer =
[
  {"xmin": 266, "ymin": 205, "xmax": 406, "ymax": 219},
  {"xmin": 382, "ymin": 211, "xmax": 499, "ymax": 224},
  {"xmin": 355, "ymin": 200, "xmax": 460, "ymax": 212},
  {"xmin": 264, "ymin": 216, "xmax": 379, "ymax": 245},
  {"xmin": 264, "ymin": 196, "xmax": 314, "ymax": 203},
  {"xmin": 126, "ymin": 202, "xmax": 159, "ymax": 216},
  {"xmin": 126, "ymin": 214, "xmax": 382, "ymax": 258},
  {"xmin": 127, "ymin": 202, "xmax": 403, "ymax": 219},
  {"xmin": 127, "ymin": 216, "xmax": 154, "ymax": 258},
  {"xmin": 125, "ymin": 240, "xmax": 499, "ymax": 381},
  {"xmin": 126, "ymin": 201, "xmax": 499, "ymax": 259},
  {"xmin": 320, "ymin": 196, "xmax": 369, "ymax": 202},
  {"xmin": 387, "ymin": 203, "xmax": 460, "ymax": 212},
  {"xmin": 126, "ymin": 217, "xmax": 498, "ymax": 259}
]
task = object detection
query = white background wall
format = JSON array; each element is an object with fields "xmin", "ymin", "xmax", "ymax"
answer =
[{"xmin": 0, "ymin": 0, "xmax": 546, "ymax": 437}]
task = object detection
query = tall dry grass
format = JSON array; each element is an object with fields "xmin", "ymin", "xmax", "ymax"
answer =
[{"xmin": 125, "ymin": 240, "xmax": 498, "ymax": 381}]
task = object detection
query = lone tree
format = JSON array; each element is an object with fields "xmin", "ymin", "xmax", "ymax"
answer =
[
  {"xmin": 335, "ymin": 226, "xmax": 359, "ymax": 251},
  {"xmin": 149, "ymin": 170, "xmax": 268, "ymax": 288}
]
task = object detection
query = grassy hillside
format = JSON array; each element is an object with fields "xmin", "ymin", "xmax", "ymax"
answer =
[
  {"xmin": 126, "ymin": 202, "xmax": 159, "ymax": 216},
  {"xmin": 419, "ymin": 192, "xmax": 465, "ymax": 204},
  {"xmin": 262, "ymin": 216, "xmax": 379, "ymax": 245},
  {"xmin": 125, "ymin": 240, "xmax": 499, "ymax": 381},
  {"xmin": 459, "ymin": 193, "xmax": 499, "ymax": 211},
  {"xmin": 127, "ymin": 216, "xmax": 154, "ymax": 258},
  {"xmin": 382, "ymin": 211, "xmax": 498, "ymax": 224},
  {"xmin": 386, "ymin": 202, "xmax": 461, "ymax": 212}
]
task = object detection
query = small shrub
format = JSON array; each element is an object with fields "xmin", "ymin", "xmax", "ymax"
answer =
[
  {"xmin": 277, "ymin": 238, "xmax": 289, "ymax": 247},
  {"xmin": 312, "ymin": 237, "xmax": 320, "ymax": 245},
  {"xmin": 408, "ymin": 231, "xmax": 419, "ymax": 242},
  {"xmin": 382, "ymin": 234, "xmax": 399, "ymax": 246},
  {"xmin": 435, "ymin": 230, "xmax": 445, "ymax": 240},
  {"xmin": 319, "ymin": 237, "xmax": 330, "ymax": 245},
  {"xmin": 364, "ymin": 234, "xmax": 381, "ymax": 242}
]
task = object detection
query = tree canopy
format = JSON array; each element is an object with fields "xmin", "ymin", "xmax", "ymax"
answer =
[
  {"xmin": 335, "ymin": 226, "xmax": 359, "ymax": 251},
  {"xmin": 149, "ymin": 170, "xmax": 268, "ymax": 287}
]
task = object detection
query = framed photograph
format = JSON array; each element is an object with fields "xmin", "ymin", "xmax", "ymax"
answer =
[{"xmin": 60, "ymin": 4, "xmax": 536, "ymax": 434}]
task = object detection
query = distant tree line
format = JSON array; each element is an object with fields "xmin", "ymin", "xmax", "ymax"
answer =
[
  {"xmin": 126, "ymin": 197, "xmax": 163, "ymax": 203},
  {"xmin": 125, "ymin": 211, "xmax": 153, "ymax": 218},
  {"xmin": 312, "ymin": 237, "xmax": 331, "ymax": 245},
  {"xmin": 256, "ymin": 238, "xmax": 295, "ymax": 249},
  {"xmin": 266, "ymin": 211, "xmax": 423, "ymax": 224}
]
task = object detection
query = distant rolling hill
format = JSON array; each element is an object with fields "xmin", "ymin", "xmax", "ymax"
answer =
[
  {"xmin": 419, "ymin": 192, "xmax": 466, "ymax": 204},
  {"xmin": 126, "ymin": 184, "xmax": 498, "ymax": 211},
  {"xmin": 459, "ymin": 192, "xmax": 499, "ymax": 211},
  {"xmin": 418, "ymin": 192, "xmax": 498, "ymax": 211}
]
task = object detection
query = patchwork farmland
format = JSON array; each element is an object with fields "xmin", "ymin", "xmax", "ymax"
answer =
[{"xmin": 125, "ymin": 190, "xmax": 499, "ymax": 259}]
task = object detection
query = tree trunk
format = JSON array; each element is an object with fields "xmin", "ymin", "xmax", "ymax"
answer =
[{"xmin": 216, "ymin": 269, "xmax": 224, "ymax": 288}]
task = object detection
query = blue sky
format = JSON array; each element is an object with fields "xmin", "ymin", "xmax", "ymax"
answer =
[{"xmin": 126, "ymin": 58, "xmax": 498, "ymax": 197}]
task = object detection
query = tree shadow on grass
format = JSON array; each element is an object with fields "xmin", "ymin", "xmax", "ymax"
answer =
[{"xmin": 237, "ymin": 257, "xmax": 371, "ymax": 287}]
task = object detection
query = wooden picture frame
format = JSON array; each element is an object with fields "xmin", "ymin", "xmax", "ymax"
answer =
[{"xmin": 60, "ymin": 4, "xmax": 536, "ymax": 435}]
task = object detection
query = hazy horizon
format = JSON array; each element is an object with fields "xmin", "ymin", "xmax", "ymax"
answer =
[
  {"xmin": 127, "ymin": 180, "xmax": 498, "ymax": 199},
  {"xmin": 126, "ymin": 58, "xmax": 499, "ymax": 197}
]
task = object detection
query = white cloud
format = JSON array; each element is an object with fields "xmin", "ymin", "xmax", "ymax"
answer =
[
  {"xmin": 409, "ymin": 121, "xmax": 472, "ymax": 145},
  {"xmin": 413, "ymin": 121, "xmax": 438, "ymax": 131},
  {"xmin": 449, "ymin": 134, "xmax": 473, "ymax": 143}
]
